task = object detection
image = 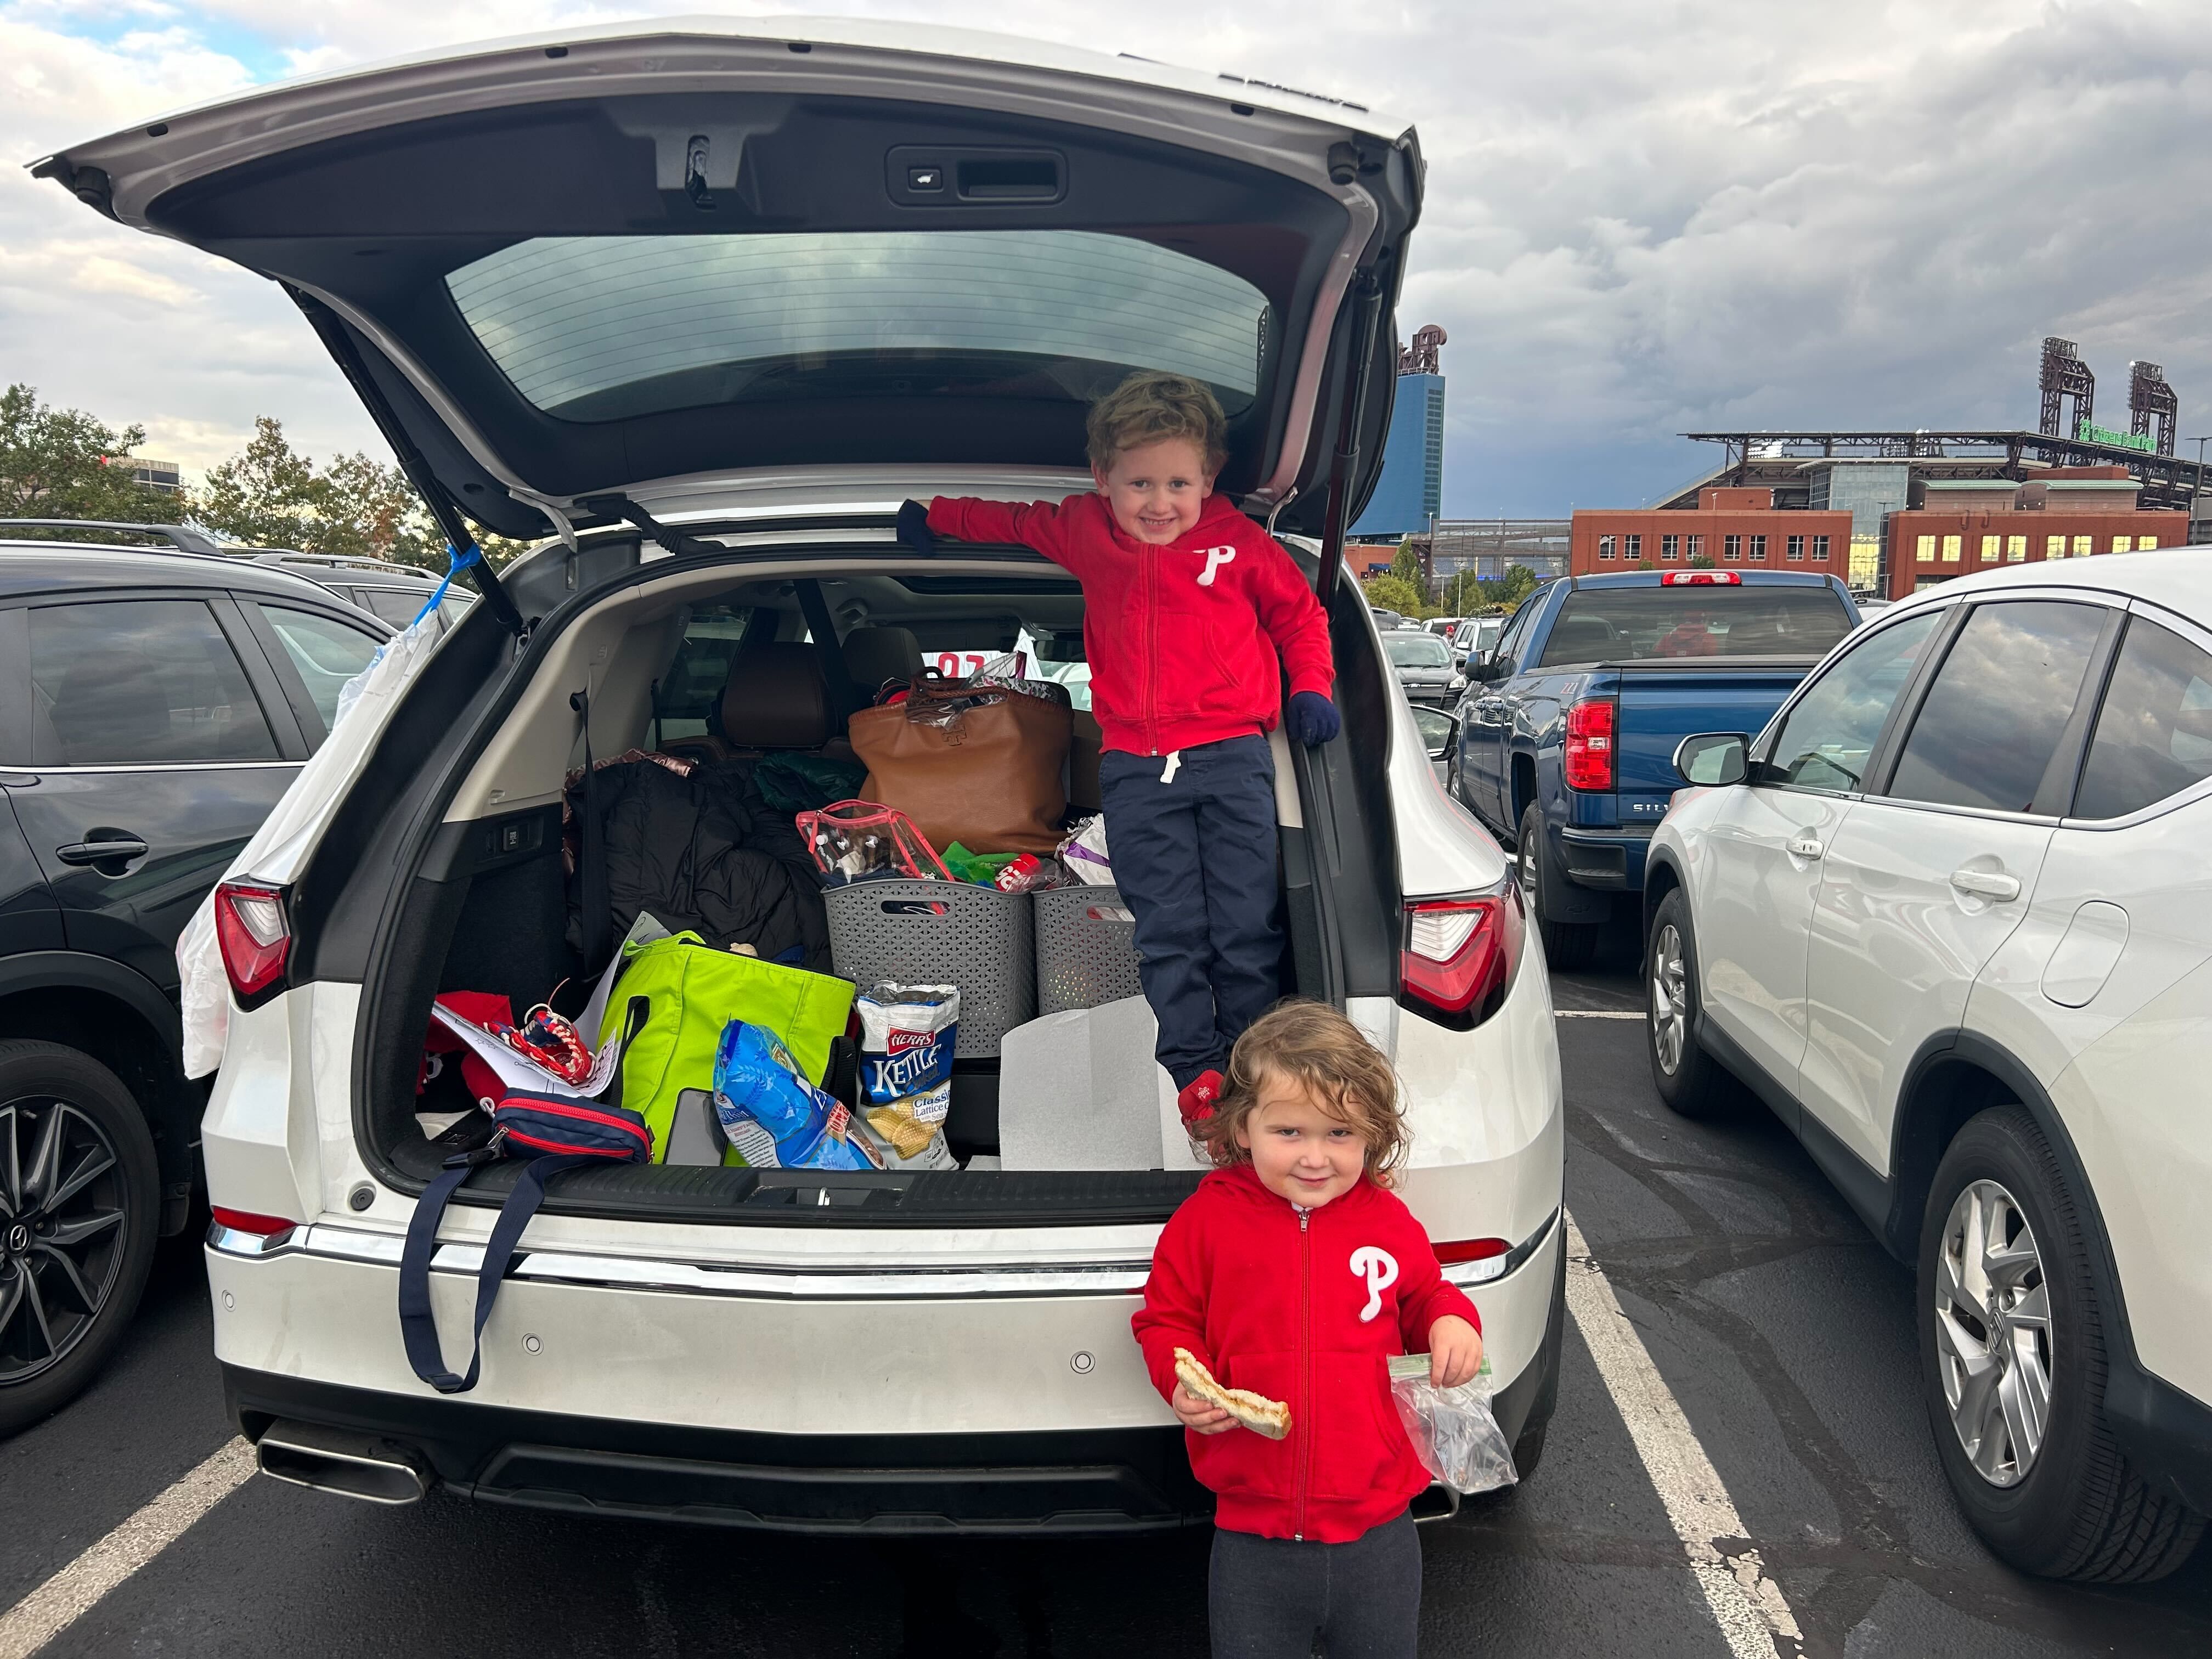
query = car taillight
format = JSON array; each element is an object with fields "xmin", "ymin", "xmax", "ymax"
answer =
[
  {"xmin": 211, "ymin": 1205, "xmax": 297, "ymax": 1239},
  {"xmin": 214, "ymin": 881, "xmax": 290, "ymax": 1000},
  {"xmin": 1564, "ymin": 698, "xmax": 1616, "ymax": 792},
  {"xmin": 1661, "ymin": 570, "xmax": 1742, "ymax": 585},
  {"xmin": 1401, "ymin": 886, "xmax": 1524, "ymax": 1028}
]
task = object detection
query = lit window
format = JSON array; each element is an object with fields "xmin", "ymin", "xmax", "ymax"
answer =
[
  {"xmin": 2006, "ymin": 535, "xmax": 2025, "ymax": 561},
  {"xmin": 2113, "ymin": 535, "xmax": 2132, "ymax": 554},
  {"xmin": 1661, "ymin": 534, "xmax": 1679, "ymax": 561},
  {"xmin": 1750, "ymin": 534, "xmax": 1767, "ymax": 561},
  {"xmin": 1942, "ymin": 535, "xmax": 1962, "ymax": 562},
  {"xmin": 2046, "ymin": 534, "xmax": 2064, "ymax": 558},
  {"xmin": 1724, "ymin": 534, "xmax": 1741, "ymax": 561},
  {"xmin": 1812, "ymin": 535, "xmax": 1830, "ymax": 561},
  {"xmin": 1917, "ymin": 534, "xmax": 1937, "ymax": 561},
  {"xmin": 2072, "ymin": 535, "xmax": 2092, "ymax": 556},
  {"xmin": 1687, "ymin": 534, "xmax": 1705, "ymax": 559},
  {"xmin": 2141, "ymin": 535, "xmax": 2159, "ymax": 550},
  {"xmin": 1625, "ymin": 534, "xmax": 1643, "ymax": 559},
  {"xmin": 1980, "ymin": 534, "xmax": 1999, "ymax": 561},
  {"xmin": 1598, "ymin": 535, "xmax": 1615, "ymax": 560},
  {"xmin": 1786, "ymin": 534, "xmax": 1805, "ymax": 562}
]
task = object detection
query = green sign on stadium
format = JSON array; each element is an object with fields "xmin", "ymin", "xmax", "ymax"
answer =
[{"xmin": 2076, "ymin": 419, "xmax": 2155, "ymax": 453}]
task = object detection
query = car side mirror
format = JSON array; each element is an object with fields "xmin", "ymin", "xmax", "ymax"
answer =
[
  {"xmin": 1420, "ymin": 709, "xmax": 1462, "ymax": 761},
  {"xmin": 1471, "ymin": 652, "xmax": 1505, "ymax": 683},
  {"xmin": 1673, "ymin": 732, "xmax": 1750, "ymax": 787}
]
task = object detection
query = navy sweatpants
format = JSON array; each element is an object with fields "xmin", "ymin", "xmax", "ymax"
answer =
[
  {"xmin": 1210, "ymin": 1511, "xmax": 1423, "ymax": 1658},
  {"xmin": 1097, "ymin": 733, "xmax": 1283, "ymax": 1088}
]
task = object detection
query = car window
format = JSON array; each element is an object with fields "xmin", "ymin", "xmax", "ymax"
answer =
[
  {"xmin": 2071, "ymin": 617, "xmax": 2212, "ymax": 819},
  {"xmin": 1384, "ymin": 635, "xmax": 1452, "ymax": 667},
  {"xmin": 1765, "ymin": 611, "xmax": 1940, "ymax": 793},
  {"xmin": 255, "ymin": 605, "xmax": 382, "ymax": 735},
  {"xmin": 1493, "ymin": 605, "xmax": 1537, "ymax": 670},
  {"xmin": 1886, "ymin": 601, "xmax": 2109, "ymax": 814},
  {"xmin": 446, "ymin": 232, "xmax": 1269, "ymax": 424},
  {"xmin": 654, "ymin": 604, "xmax": 756, "ymax": 740},
  {"xmin": 1537, "ymin": 586, "xmax": 1854, "ymax": 668},
  {"xmin": 29, "ymin": 599, "xmax": 279, "ymax": 765},
  {"xmin": 360, "ymin": 588, "xmax": 433, "ymax": 628}
]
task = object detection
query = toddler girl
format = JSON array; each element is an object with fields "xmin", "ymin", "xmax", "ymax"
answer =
[{"xmin": 1131, "ymin": 1000, "xmax": 1483, "ymax": 1658}]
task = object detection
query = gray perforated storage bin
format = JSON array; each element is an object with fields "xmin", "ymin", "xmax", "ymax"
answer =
[
  {"xmin": 825, "ymin": 881, "xmax": 1034, "ymax": 1058},
  {"xmin": 1033, "ymin": 885, "xmax": 1144, "ymax": 1016}
]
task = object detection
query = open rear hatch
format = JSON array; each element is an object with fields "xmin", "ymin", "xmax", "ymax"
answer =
[{"xmin": 39, "ymin": 18, "xmax": 1420, "ymax": 550}]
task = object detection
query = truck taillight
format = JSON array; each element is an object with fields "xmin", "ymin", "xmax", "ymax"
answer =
[
  {"xmin": 1401, "ymin": 885, "xmax": 1524, "ymax": 1028},
  {"xmin": 214, "ymin": 881, "xmax": 291, "ymax": 1000},
  {"xmin": 1564, "ymin": 698, "xmax": 1617, "ymax": 792}
]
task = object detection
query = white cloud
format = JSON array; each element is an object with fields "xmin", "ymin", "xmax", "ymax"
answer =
[{"xmin": 3, "ymin": 0, "xmax": 2210, "ymax": 514}]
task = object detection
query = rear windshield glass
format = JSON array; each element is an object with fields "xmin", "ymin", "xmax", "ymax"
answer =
[
  {"xmin": 1384, "ymin": 635, "xmax": 1453, "ymax": 667},
  {"xmin": 447, "ymin": 232, "xmax": 1269, "ymax": 425},
  {"xmin": 1537, "ymin": 586, "xmax": 1853, "ymax": 667}
]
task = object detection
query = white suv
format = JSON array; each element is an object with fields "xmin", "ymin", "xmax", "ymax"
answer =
[
  {"xmin": 44, "ymin": 21, "xmax": 1566, "ymax": 1531},
  {"xmin": 1644, "ymin": 550, "xmax": 2212, "ymax": 1582}
]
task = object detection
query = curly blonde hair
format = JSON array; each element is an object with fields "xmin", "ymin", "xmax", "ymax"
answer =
[
  {"xmin": 1198, "ymin": 1000, "xmax": 1410, "ymax": 1186},
  {"xmin": 1086, "ymin": 371, "xmax": 1228, "ymax": 475}
]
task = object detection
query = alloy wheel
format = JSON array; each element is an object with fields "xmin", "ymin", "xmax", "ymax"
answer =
[
  {"xmin": 1650, "ymin": 923, "xmax": 1688, "ymax": 1076},
  {"xmin": 0, "ymin": 1096, "xmax": 129, "ymax": 1385},
  {"xmin": 1934, "ymin": 1178, "xmax": 2053, "ymax": 1488}
]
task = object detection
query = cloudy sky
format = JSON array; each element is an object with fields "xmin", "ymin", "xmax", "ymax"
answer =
[{"xmin": 5, "ymin": 1, "xmax": 2210, "ymax": 518}]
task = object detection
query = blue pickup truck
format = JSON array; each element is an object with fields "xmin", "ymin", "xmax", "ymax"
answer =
[{"xmin": 1444, "ymin": 568, "xmax": 1860, "ymax": 967}]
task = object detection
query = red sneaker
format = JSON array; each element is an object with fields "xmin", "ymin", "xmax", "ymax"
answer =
[{"xmin": 1176, "ymin": 1069, "xmax": 1224, "ymax": 1132}]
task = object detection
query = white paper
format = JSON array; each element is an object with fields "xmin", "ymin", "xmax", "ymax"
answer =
[{"xmin": 428, "ymin": 998, "xmax": 623, "ymax": 1099}]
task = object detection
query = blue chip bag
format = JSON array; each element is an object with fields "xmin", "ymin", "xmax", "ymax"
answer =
[{"xmin": 712, "ymin": 1020, "xmax": 879, "ymax": 1171}]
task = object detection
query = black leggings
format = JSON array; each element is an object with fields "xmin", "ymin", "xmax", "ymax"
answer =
[{"xmin": 1209, "ymin": 1510, "xmax": 1422, "ymax": 1658}]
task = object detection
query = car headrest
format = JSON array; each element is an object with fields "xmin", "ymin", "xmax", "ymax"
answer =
[
  {"xmin": 720, "ymin": 642, "xmax": 832, "ymax": 749},
  {"xmin": 1546, "ymin": 616, "xmax": 1620, "ymax": 661},
  {"xmin": 842, "ymin": 625, "xmax": 923, "ymax": 698}
]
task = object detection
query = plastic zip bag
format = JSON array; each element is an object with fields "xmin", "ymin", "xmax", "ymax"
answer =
[{"xmin": 1387, "ymin": 1353, "xmax": 1517, "ymax": 1494}]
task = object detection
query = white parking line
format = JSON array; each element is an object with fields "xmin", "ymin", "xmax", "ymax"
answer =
[
  {"xmin": 0, "ymin": 1437, "xmax": 256, "ymax": 1659},
  {"xmin": 1563, "ymin": 1211, "xmax": 1804, "ymax": 1659}
]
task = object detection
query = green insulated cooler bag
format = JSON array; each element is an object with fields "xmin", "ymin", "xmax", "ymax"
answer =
[{"xmin": 596, "ymin": 931, "xmax": 855, "ymax": 1159}]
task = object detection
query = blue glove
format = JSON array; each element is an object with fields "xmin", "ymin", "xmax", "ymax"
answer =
[
  {"xmin": 1288, "ymin": 690, "xmax": 1340, "ymax": 747},
  {"xmin": 896, "ymin": 499, "xmax": 936, "ymax": 554}
]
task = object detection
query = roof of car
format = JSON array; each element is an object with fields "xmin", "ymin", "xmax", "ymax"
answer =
[
  {"xmin": 1885, "ymin": 548, "xmax": 2212, "ymax": 618},
  {"xmin": 0, "ymin": 539, "xmax": 380, "ymax": 607}
]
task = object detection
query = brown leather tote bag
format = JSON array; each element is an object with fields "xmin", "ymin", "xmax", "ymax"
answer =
[{"xmin": 848, "ymin": 678, "xmax": 1073, "ymax": 856}]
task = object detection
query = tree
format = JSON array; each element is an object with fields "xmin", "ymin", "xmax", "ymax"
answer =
[
  {"xmin": 1476, "ymin": 563, "xmax": 1540, "ymax": 611},
  {"xmin": 1688, "ymin": 551, "xmax": 1719, "ymax": 569},
  {"xmin": 1362, "ymin": 573, "xmax": 1426, "ymax": 617},
  {"xmin": 1389, "ymin": 540, "xmax": 1430, "ymax": 606},
  {"xmin": 0, "ymin": 383, "xmax": 188, "ymax": 531}
]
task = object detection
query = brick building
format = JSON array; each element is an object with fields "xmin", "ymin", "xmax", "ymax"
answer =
[
  {"xmin": 1570, "ymin": 489, "xmax": 1853, "ymax": 579},
  {"xmin": 1882, "ymin": 467, "xmax": 2187, "ymax": 599}
]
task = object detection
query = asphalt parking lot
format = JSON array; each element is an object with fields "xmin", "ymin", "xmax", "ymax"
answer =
[{"xmin": 8, "ymin": 932, "xmax": 2212, "ymax": 1657}]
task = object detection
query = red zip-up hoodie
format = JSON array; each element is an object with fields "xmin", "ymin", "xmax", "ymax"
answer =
[
  {"xmin": 926, "ymin": 492, "xmax": 1334, "ymax": 758},
  {"xmin": 1131, "ymin": 1164, "xmax": 1481, "ymax": 1543}
]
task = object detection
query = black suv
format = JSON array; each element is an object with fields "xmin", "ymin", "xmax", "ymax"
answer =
[{"xmin": 0, "ymin": 529, "xmax": 388, "ymax": 1430}]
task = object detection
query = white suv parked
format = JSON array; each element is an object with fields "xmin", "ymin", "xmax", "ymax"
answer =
[
  {"xmin": 1644, "ymin": 550, "xmax": 2212, "ymax": 1581},
  {"xmin": 43, "ymin": 20, "xmax": 1566, "ymax": 1531}
]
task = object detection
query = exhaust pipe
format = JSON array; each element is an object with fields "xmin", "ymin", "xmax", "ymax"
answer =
[{"xmin": 256, "ymin": 1420, "xmax": 430, "ymax": 1506}]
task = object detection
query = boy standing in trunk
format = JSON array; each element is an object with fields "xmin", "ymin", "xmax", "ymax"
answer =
[{"xmin": 899, "ymin": 371, "xmax": 1340, "ymax": 1126}]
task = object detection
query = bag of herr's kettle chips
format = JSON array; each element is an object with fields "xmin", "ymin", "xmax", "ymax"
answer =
[{"xmin": 855, "ymin": 984, "xmax": 960, "ymax": 1161}]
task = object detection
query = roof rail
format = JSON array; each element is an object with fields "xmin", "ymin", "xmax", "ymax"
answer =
[
  {"xmin": 0, "ymin": 518, "xmax": 227, "ymax": 556},
  {"xmin": 252, "ymin": 551, "xmax": 436, "ymax": 579}
]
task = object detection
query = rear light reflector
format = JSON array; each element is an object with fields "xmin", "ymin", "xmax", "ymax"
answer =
[
  {"xmin": 1564, "ymin": 698, "xmax": 1617, "ymax": 792},
  {"xmin": 211, "ymin": 1206, "xmax": 296, "ymax": 1238},
  {"xmin": 1432, "ymin": 1237, "xmax": 1510, "ymax": 1265},
  {"xmin": 1401, "ymin": 887, "xmax": 1525, "ymax": 1027},
  {"xmin": 214, "ymin": 881, "xmax": 291, "ymax": 1000},
  {"xmin": 1661, "ymin": 570, "xmax": 1741, "ymax": 585}
]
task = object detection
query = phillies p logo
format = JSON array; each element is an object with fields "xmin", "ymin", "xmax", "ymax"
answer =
[
  {"xmin": 1350, "ymin": 1246, "xmax": 1399, "ymax": 1323},
  {"xmin": 1196, "ymin": 546, "xmax": 1238, "ymax": 586}
]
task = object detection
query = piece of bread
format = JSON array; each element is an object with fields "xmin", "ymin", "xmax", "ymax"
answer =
[{"xmin": 1173, "ymin": 1347, "xmax": 1291, "ymax": 1440}]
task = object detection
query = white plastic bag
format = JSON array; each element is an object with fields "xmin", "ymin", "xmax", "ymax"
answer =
[
  {"xmin": 1058, "ymin": 814, "xmax": 1113, "ymax": 885},
  {"xmin": 1388, "ymin": 1354, "xmax": 1518, "ymax": 1494}
]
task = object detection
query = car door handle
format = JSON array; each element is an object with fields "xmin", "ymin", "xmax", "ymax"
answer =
[
  {"xmin": 1950, "ymin": 868, "xmax": 2021, "ymax": 901},
  {"xmin": 1786, "ymin": 833, "xmax": 1824, "ymax": 859},
  {"xmin": 55, "ymin": 834, "xmax": 149, "ymax": 867}
]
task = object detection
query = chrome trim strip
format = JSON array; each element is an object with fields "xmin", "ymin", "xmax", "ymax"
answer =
[
  {"xmin": 1441, "ymin": 1207, "xmax": 1558, "ymax": 1289},
  {"xmin": 2, "ymin": 760, "xmax": 302, "ymax": 775},
  {"xmin": 207, "ymin": 1222, "xmax": 300, "ymax": 1255}
]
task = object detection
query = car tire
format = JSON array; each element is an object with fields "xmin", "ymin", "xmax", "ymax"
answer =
[
  {"xmin": 1518, "ymin": 804, "xmax": 1598, "ymax": 972},
  {"xmin": 1918, "ymin": 1107, "xmax": 2205, "ymax": 1582},
  {"xmin": 1644, "ymin": 890, "xmax": 1734, "ymax": 1119},
  {"xmin": 0, "ymin": 1040, "xmax": 161, "ymax": 1436}
]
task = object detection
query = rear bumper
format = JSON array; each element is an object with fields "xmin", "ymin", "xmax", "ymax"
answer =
[
  {"xmin": 218, "ymin": 1227, "xmax": 1565, "ymax": 1535},
  {"xmin": 1558, "ymin": 824, "xmax": 1654, "ymax": 892}
]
